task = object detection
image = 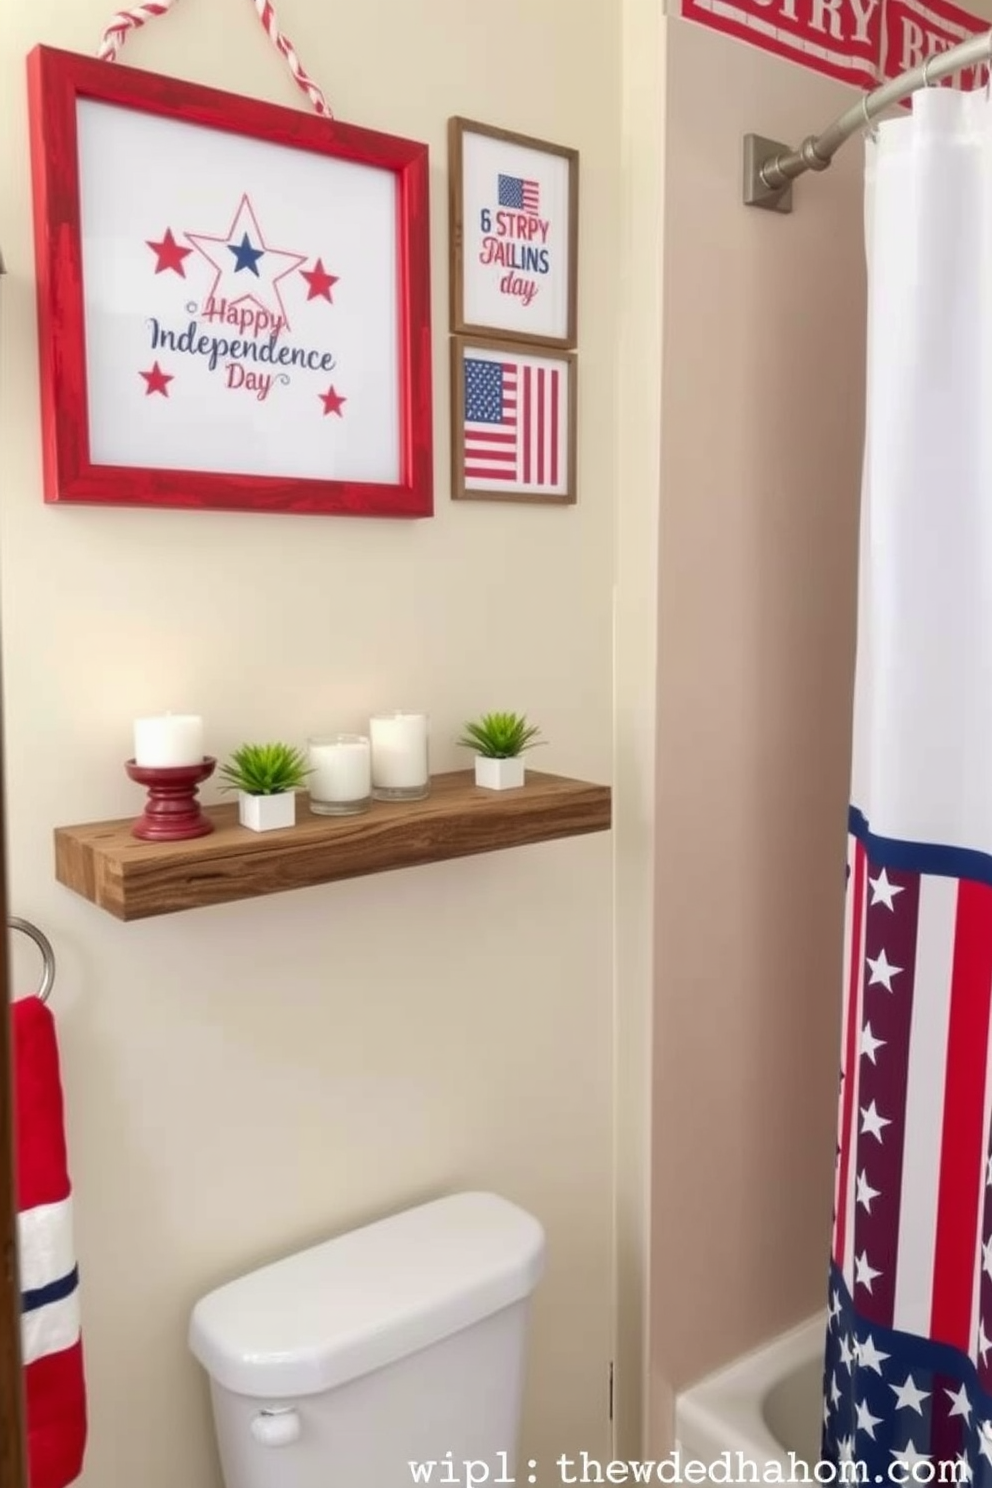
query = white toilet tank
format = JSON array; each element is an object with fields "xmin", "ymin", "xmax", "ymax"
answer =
[{"xmin": 188, "ymin": 1190, "xmax": 546, "ymax": 1488}]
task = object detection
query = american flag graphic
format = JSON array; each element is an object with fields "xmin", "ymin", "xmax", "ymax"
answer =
[
  {"xmin": 498, "ymin": 173, "xmax": 540, "ymax": 215},
  {"xmin": 463, "ymin": 355, "xmax": 564, "ymax": 491},
  {"xmin": 822, "ymin": 810, "xmax": 992, "ymax": 1480}
]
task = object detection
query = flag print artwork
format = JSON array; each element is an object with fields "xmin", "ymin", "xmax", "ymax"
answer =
[
  {"xmin": 497, "ymin": 173, "xmax": 540, "ymax": 216},
  {"xmin": 457, "ymin": 342, "xmax": 574, "ymax": 503},
  {"xmin": 451, "ymin": 118, "xmax": 577, "ymax": 346}
]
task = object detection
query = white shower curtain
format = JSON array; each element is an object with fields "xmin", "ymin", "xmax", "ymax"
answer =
[{"xmin": 823, "ymin": 86, "xmax": 992, "ymax": 1476}]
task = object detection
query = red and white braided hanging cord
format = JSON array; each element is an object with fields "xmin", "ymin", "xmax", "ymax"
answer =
[{"xmin": 96, "ymin": 0, "xmax": 333, "ymax": 117}]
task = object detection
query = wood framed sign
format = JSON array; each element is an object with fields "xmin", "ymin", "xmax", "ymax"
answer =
[
  {"xmin": 448, "ymin": 117, "xmax": 578, "ymax": 350},
  {"xmin": 450, "ymin": 334, "xmax": 576, "ymax": 505},
  {"xmin": 26, "ymin": 45, "xmax": 434, "ymax": 518}
]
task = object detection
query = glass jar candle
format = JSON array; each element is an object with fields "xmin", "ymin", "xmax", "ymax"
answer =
[
  {"xmin": 369, "ymin": 712, "xmax": 430, "ymax": 802},
  {"xmin": 307, "ymin": 734, "xmax": 372, "ymax": 816}
]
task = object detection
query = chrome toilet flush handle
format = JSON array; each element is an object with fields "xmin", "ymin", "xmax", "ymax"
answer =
[{"xmin": 250, "ymin": 1407, "xmax": 301, "ymax": 1448}]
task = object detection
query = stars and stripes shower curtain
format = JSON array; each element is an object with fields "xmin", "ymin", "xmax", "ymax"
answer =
[{"xmin": 821, "ymin": 84, "xmax": 992, "ymax": 1478}]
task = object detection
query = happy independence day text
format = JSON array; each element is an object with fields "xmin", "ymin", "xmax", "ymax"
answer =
[{"xmin": 147, "ymin": 313, "xmax": 337, "ymax": 377}]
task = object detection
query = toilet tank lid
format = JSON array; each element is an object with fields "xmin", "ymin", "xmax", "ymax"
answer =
[{"xmin": 187, "ymin": 1191, "xmax": 546, "ymax": 1399}]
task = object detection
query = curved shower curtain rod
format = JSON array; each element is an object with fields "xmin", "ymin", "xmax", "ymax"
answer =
[{"xmin": 743, "ymin": 27, "xmax": 992, "ymax": 213}]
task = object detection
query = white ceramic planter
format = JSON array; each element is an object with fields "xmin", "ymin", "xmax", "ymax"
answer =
[
  {"xmin": 474, "ymin": 755, "xmax": 525, "ymax": 790},
  {"xmin": 238, "ymin": 790, "xmax": 296, "ymax": 832}
]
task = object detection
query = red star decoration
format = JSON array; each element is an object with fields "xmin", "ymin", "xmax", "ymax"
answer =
[
  {"xmin": 140, "ymin": 362, "xmax": 173, "ymax": 397},
  {"xmin": 319, "ymin": 385, "xmax": 346, "ymax": 417},
  {"xmin": 147, "ymin": 228, "xmax": 192, "ymax": 277},
  {"xmin": 300, "ymin": 258, "xmax": 340, "ymax": 303}
]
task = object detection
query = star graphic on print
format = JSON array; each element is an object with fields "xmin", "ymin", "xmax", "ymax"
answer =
[
  {"xmin": 855, "ymin": 1398, "xmax": 883, "ymax": 1438},
  {"xmin": 979, "ymin": 1320, "xmax": 992, "ymax": 1366},
  {"xmin": 954, "ymin": 1453, "xmax": 974, "ymax": 1484},
  {"xmin": 983, "ymin": 1236, "xmax": 992, "ymax": 1281},
  {"xmin": 300, "ymin": 257, "xmax": 340, "ymax": 302},
  {"xmin": 146, "ymin": 227, "xmax": 192, "ymax": 276},
  {"xmin": 838, "ymin": 1333, "xmax": 856, "ymax": 1371},
  {"xmin": 891, "ymin": 1441, "xmax": 930, "ymax": 1473},
  {"xmin": 868, "ymin": 867, "xmax": 903, "ymax": 909},
  {"xmin": 319, "ymin": 385, "xmax": 347, "ymax": 417},
  {"xmin": 140, "ymin": 362, "xmax": 173, "ymax": 396},
  {"xmin": 890, "ymin": 1375, "xmax": 929, "ymax": 1413},
  {"xmin": 946, "ymin": 1383, "xmax": 973, "ymax": 1421},
  {"xmin": 866, "ymin": 947, "xmax": 902, "ymax": 991},
  {"xmin": 857, "ymin": 1331, "xmax": 889, "ymax": 1372},
  {"xmin": 837, "ymin": 1437, "xmax": 856, "ymax": 1467},
  {"xmin": 861, "ymin": 1099, "xmax": 890, "ymax": 1142},
  {"xmin": 822, "ymin": 1395, "xmax": 830, "ymax": 1428},
  {"xmin": 829, "ymin": 1289, "xmax": 842, "ymax": 1324},
  {"xmin": 856, "ymin": 1169, "xmax": 881, "ymax": 1213},
  {"xmin": 228, "ymin": 232, "xmax": 265, "ymax": 276},
  {"xmin": 830, "ymin": 1372, "xmax": 841, "ymax": 1407},
  {"xmin": 979, "ymin": 1423, "xmax": 992, "ymax": 1467},
  {"xmin": 854, "ymin": 1251, "xmax": 882, "ymax": 1293},
  {"xmin": 860, "ymin": 1022, "xmax": 885, "ymax": 1063},
  {"xmin": 186, "ymin": 194, "xmax": 307, "ymax": 330}
]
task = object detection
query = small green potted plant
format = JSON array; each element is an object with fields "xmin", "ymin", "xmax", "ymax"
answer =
[
  {"xmin": 219, "ymin": 742, "xmax": 312, "ymax": 832},
  {"xmin": 456, "ymin": 711, "xmax": 544, "ymax": 791}
]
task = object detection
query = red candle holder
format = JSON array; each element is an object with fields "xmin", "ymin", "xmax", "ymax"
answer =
[{"xmin": 125, "ymin": 757, "xmax": 217, "ymax": 841}]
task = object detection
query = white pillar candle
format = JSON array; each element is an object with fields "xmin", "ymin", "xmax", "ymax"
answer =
[
  {"xmin": 308, "ymin": 735, "xmax": 371, "ymax": 815},
  {"xmin": 369, "ymin": 712, "xmax": 430, "ymax": 797},
  {"xmin": 133, "ymin": 713, "xmax": 204, "ymax": 768}
]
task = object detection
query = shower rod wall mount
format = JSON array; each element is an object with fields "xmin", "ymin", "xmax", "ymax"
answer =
[{"xmin": 742, "ymin": 25, "xmax": 992, "ymax": 214}]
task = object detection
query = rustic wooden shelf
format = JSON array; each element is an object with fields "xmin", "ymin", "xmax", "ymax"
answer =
[{"xmin": 54, "ymin": 769, "xmax": 611, "ymax": 922}]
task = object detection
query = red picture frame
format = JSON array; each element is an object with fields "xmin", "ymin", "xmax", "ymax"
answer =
[{"xmin": 26, "ymin": 45, "xmax": 434, "ymax": 518}]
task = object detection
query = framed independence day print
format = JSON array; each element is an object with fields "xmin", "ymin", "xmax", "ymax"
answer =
[
  {"xmin": 450, "ymin": 335, "xmax": 576, "ymax": 505},
  {"xmin": 448, "ymin": 117, "xmax": 578, "ymax": 349},
  {"xmin": 26, "ymin": 46, "xmax": 433, "ymax": 518}
]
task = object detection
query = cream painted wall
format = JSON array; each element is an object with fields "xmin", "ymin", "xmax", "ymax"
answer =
[
  {"xmin": 613, "ymin": 0, "xmax": 665, "ymax": 1458},
  {"xmin": 0, "ymin": 2, "xmax": 625, "ymax": 1484},
  {"xmin": 649, "ymin": 15, "xmax": 868, "ymax": 1433}
]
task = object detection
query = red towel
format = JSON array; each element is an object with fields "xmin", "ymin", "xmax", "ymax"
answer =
[{"xmin": 12, "ymin": 995, "xmax": 87, "ymax": 1488}]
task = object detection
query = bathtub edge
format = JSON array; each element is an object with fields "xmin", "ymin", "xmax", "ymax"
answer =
[{"xmin": 674, "ymin": 1312, "xmax": 827, "ymax": 1471}]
